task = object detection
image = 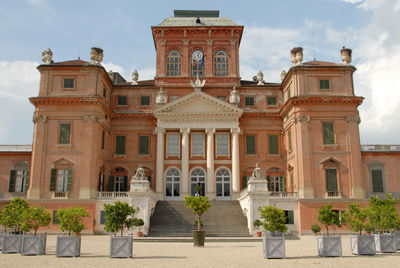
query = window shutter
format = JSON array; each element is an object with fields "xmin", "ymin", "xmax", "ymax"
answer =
[
  {"xmin": 267, "ymin": 176, "xmax": 271, "ymax": 191},
  {"xmin": 287, "ymin": 210, "xmax": 294, "ymax": 224},
  {"xmin": 123, "ymin": 176, "xmax": 128, "ymax": 191},
  {"xmin": 108, "ymin": 176, "xmax": 115, "ymax": 191},
  {"xmin": 24, "ymin": 170, "xmax": 30, "ymax": 191},
  {"xmin": 50, "ymin": 168, "xmax": 57, "ymax": 191},
  {"xmin": 140, "ymin": 136, "xmax": 149, "ymax": 154},
  {"xmin": 116, "ymin": 136, "xmax": 126, "ymax": 154},
  {"xmin": 66, "ymin": 168, "xmax": 73, "ymax": 191},
  {"xmin": 269, "ymin": 135, "xmax": 279, "ymax": 154},
  {"xmin": 279, "ymin": 176, "xmax": 285, "ymax": 192},
  {"xmin": 100, "ymin": 210, "xmax": 105, "ymax": 225},
  {"xmin": 371, "ymin": 170, "xmax": 384, "ymax": 192},
  {"xmin": 246, "ymin": 135, "xmax": 256, "ymax": 154},
  {"xmin": 9, "ymin": 170, "xmax": 16, "ymax": 192}
]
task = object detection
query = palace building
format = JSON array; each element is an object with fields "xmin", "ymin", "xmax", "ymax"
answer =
[{"xmin": 1, "ymin": 10, "xmax": 399, "ymax": 235}]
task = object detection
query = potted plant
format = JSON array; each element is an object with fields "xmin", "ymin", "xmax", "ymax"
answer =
[
  {"xmin": 1, "ymin": 198, "xmax": 30, "ymax": 254},
  {"xmin": 368, "ymin": 194, "xmax": 398, "ymax": 253},
  {"xmin": 20, "ymin": 205, "xmax": 51, "ymax": 255},
  {"xmin": 341, "ymin": 202, "xmax": 375, "ymax": 255},
  {"xmin": 133, "ymin": 218, "xmax": 144, "ymax": 237},
  {"xmin": 184, "ymin": 195, "xmax": 211, "ymax": 247},
  {"xmin": 104, "ymin": 201, "xmax": 136, "ymax": 258},
  {"xmin": 317, "ymin": 204, "xmax": 342, "ymax": 257},
  {"xmin": 56, "ymin": 206, "xmax": 89, "ymax": 257},
  {"xmin": 253, "ymin": 219, "xmax": 263, "ymax": 237},
  {"xmin": 259, "ymin": 206, "xmax": 287, "ymax": 259},
  {"xmin": 311, "ymin": 224, "xmax": 321, "ymax": 236}
]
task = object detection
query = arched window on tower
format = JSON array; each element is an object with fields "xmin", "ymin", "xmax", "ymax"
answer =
[
  {"xmin": 166, "ymin": 51, "xmax": 181, "ymax": 76},
  {"xmin": 214, "ymin": 50, "xmax": 228, "ymax": 76}
]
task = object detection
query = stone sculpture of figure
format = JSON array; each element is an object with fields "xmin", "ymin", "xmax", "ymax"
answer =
[
  {"xmin": 90, "ymin": 47, "xmax": 104, "ymax": 65},
  {"xmin": 340, "ymin": 46, "xmax": 352, "ymax": 65},
  {"xmin": 280, "ymin": 70, "xmax": 287, "ymax": 81},
  {"xmin": 229, "ymin": 86, "xmax": 240, "ymax": 106},
  {"xmin": 41, "ymin": 48, "xmax": 53, "ymax": 64},
  {"xmin": 256, "ymin": 71, "xmax": 264, "ymax": 85},
  {"xmin": 251, "ymin": 163, "xmax": 263, "ymax": 180},
  {"xmin": 155, "ymin": 86, "xmax": 167, "ymax": 105},
  {"xmin": 134, "ymin": 167, "xmax": 146, "ymax": 180},
  {"xmin": 131, "ymin": 70, "xmax": 139, "ymax": 85},
  {"xmin": 290, "ymin": 47, "xmax": 303, "ymax": 65},
  {"xmin": 190, "ymin": 74, "xmax": 206, "ymax": 92}
]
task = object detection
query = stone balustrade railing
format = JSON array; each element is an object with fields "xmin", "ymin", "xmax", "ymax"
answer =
[{"xmin": 96, "ymin": 191, "xmax": 128, "ymax": 199}]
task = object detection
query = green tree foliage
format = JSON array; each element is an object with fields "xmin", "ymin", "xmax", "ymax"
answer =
[
  {"xmin": 104, "ymin": 201, "xmax": 136, "ymax": 236},
  {"xmin": 56, "ymin": 206, "xmax": 90, "ymax": 236},
  {"xmin": 21, "ymin": 205, "xmax": 51, "ymax": 235},
  {"xmin": 311, "ymin": 224, "xmax": 321, "ymax": 234},
  {"xmin": 133, "ymin": 218, "xmax": 144, "ymax": 232},
  {"xmin": 341, "ymin": 203, "xmax": 369, "ymax": 235},
  {"xmin": 1, "ymin": 198, "xmax": 30, "ymax": 233},
  {"xmin": 317, "ymin": 204, "xmax": 341, "ymax": 236},
  {"xmin": 259, "ymin": 206, "xmax": 288, "ymax": 234},
  {"xmin": 184, "ymin": 196, "xmax": 211, "ymax": 231},
  {"xmin": 253, "ymin": 219, "xmax": 263, "ymax": 232},
  {"xmin": 368, "ymin": 194, "xmax": 398, "ymax": 233}
]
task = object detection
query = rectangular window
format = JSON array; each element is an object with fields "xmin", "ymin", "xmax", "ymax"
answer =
[
  {"xmin": 141, "ymin": 96, "xmax": 150, "ymax": 106},
  {"xmin": 216, "ymin": 133, "xmax": 229, "ymax": 155},
  {"xmin": 217, "ymin": 96, "xmax": 226, "ymax": 101},
  {"xmin": 371, "ymin": 169, "xmax": 384, "ymax": 192},
  {"xmin": 52, "ymin": 210, "xmax": 60, "ymax": 224},
  {"xmin": 268, "ymin": 135, "xmax": 279, "ymax": 154},
  {"xmin": 101, "ymin": 130, "xmax": 105, "ymax": 150},
  {"xmin": 59, "ymin": 123, "xmax": 71, "ymax": 144},
  {"xmin": 245, "ymin": 97, "xmax": 254, "ymax": 106},
  {"xmin": 56, "ymin": 169, "xmax": 71, "ymax": 192},
  {"xmin": 246, "ymin": 135, "xmax": 256, "ymax": 155},
  {"xmin": 100, "ymin": 210, "xmax": 105, "ymax": 224},
  {"xmin": 117, "ymin": 96, "xmax": 127, "ymax": 106},
  {"xmin": 326, "ymin": 168, "xmax": 338, "ymax": 192},
  {"xmin": 288, "ymin": 129, "xmax": 292, "ymax": 152},
  {"xmin": 320, "ymin": 79, "xmax": 330, "ymax": 90},
  {"xmin": 267, "ymin": 97, "xmax": 277, "ymax": 106},
  {"xmin": 191, "ymin": 133, "xmax": 204, "ymax": 156},
  {"xmin": 15, "ymin": 170, "xmax": 29, "ymax": 192},
  {"xmin": 63, "ymin": 78, "xmax": 74, "ymax": 89},
  {"xmin": 139, "ymin": 135, "xmax": 149, "ymax": 155},
  {"xmin": 115, "ymin": 136, "xmax": 126, "ymax": 155},
  {"xmin": 323, "ymin": 123, "xmax": 335, "ymax": 145},
  {"xmin": 284, "ymin": 210, "xmax": 294, "ymax": 224},
  {"xmin": 167, "ymin": 133, "xmax": 180, "ymax": 156}
]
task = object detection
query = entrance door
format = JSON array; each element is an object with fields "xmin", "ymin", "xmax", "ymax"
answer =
[
  {"xmin": 216, "ymin": 168, "xmax": 231, "ymax": 200},
  {"xmin": 165, "ymin": 168, "xmax": 180, "ymax": 199},
  {"xmin": 190, "ymin": 168, "xmax": 206, "ymax": 196}
]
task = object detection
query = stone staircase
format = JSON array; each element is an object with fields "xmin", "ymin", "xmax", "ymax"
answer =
[{"xmin": 148, "ymin": 200, "xmax": 250, "ymax": 237}]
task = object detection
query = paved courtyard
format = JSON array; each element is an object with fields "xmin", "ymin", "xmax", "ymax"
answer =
[{"xmin": 0, "ymin": 235, "xmax": 399, "ymax": 267}]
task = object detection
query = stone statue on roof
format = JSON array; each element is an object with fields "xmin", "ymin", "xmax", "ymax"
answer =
[{"xmin": 190, "ymin": 74, "xmax": 206, "ymax": 92}]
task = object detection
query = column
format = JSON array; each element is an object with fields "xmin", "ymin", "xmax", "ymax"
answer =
[
  {"xmin": 154, "ymin": 127, "xmax": 165, "ymax": 195},
  {"xmin": 231, "ymin": 128, "xmax": 241, "ymax": 193},
  {"xmin": 181, "ymin": 128, "xmax": 190, "ymax": 196},
  {"xmin": 206, "ymin": 128, "xmax": 215, "ymax": 197}
]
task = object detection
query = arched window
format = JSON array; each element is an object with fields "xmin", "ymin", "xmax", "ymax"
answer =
[
  {"xmin": 166, "ymin": 51, "xmax": 181, "ymax": 76},
  {"xmin": 166, "ymin": 168, "xmax": 180, "ymax": 197},
  {"xmin": 190, "ymin": 168, "xmax": 206, "ymax": 196},
  {"xmin": 191, "ymin": 50, "xmax": 205, "ymax": 77},
  {"xmin": 214, "ymin": 50, "xmax": 228, "ymax": 76},
  {"xmin": 216, "ymin": 168, "xmax": 231, "ymax": 198}
]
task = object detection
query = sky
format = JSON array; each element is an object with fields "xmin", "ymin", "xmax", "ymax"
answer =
[{"xmin": 0, "ymin": 0, "xmax": 399, "ymax": 145}]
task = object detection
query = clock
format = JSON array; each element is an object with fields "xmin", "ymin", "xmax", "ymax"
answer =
[{"xmin": 192, "ymin": 50, "xmax": 204, "ymax": 62}]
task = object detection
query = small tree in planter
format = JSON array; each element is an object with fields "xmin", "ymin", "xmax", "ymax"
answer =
[
  {"xmin": 311, "ymin": 224, "xmax": 321, "ymax": 236},
  {"xmin": 56, "ymin": 206, "xmax": 89, "ymax": 257},
  {"xmin": 20, "ymin": 206, "xmax": 51, "ymax": 255},
  {"xmin": 253, "ymin": 219, "xmax": 263, "ymax": 237},
  {"xmin": 133, "ymin": 218, "xmax": 144, "ymax": 237},
  {"xmin": 184, "ymin": 195, "xmax": 211, "ymax": 247},
  {"xmin": 341, "ymin": 203, "xmax": 375, "ymax": 255},
  {"xmin": 259, "ymin": 206, "xmax": 287, "ymax": 259},
  {"xmin": 104, "ymin": 201, "xmax": 136, "ymax": 258},
  {"xmin": 368, "ymin": 194, "xmax": 398, "ymax": 253},
  {"xmin": 317, "ymin": 204, "xmax": 342, "ymax": 257}
]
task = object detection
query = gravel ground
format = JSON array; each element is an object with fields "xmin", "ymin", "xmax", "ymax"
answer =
[{"xmin": 0, "ymin": 235, "xmax": 399, "ymax": 268}]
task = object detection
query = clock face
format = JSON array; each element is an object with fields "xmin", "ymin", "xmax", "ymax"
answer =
[{"xmin": 192, "ymin": 50, "xmax": 204, "ymax": 62}]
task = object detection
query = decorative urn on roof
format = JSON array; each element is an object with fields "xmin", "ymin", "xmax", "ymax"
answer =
[
  {"xmin": 90, "ymin": 47, "xmax": 103, "ymax": 65},
  {"xmin": 131, "ymin": 70, "xmax": 139, "ymax": 85},
  {"xmin": 280, "ymin": 70, "xmax": 287, "ymax": 81},
  {"xmin": 155, "ymin": 86, "xmax": 167, "ymax": 105},
  {"xmin": 290, "ymin": 47, "xmax": 303, "ymax": 65},
  {"xmin": 229, "ymin": 86, "xmax": 240, "ymax": 106},
  {"xmin": 340, "ymin": 46, "xmax": 352, "ymax": 65},
  {"xmin": 41, "ymin": 48, "xmax": 53, "ymax": 64},
  {"xmin": 256, "ymin": 71, "xmax": 264, "ymax": 85}
]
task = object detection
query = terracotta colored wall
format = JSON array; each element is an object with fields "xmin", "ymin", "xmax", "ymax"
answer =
[{"xmin": 0, "ymin": 152, "xmax": 31, "ymax": 194}]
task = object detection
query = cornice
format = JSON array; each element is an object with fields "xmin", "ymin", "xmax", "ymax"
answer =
[{"xmin": 112, "ymin": 112, "xmax": 156, "ymax": 121}]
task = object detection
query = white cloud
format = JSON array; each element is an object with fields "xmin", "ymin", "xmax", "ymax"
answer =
[{"xmin": 102, "ymin": 62, "xmax": 155, "ymax": 82}]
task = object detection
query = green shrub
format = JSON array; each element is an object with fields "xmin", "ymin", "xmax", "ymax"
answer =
[
  {"xmin": 259, "ymin": 206, "xmax": 287, "ymax": 234},
  {"xmin": 184, "ymin": 196, "xmax": 211, "ymax": 231},
  {"xmin": 57, "ymin": 206, "xmax": 90, "ymax": 236},
  {"xmin": 317, "ymin": 204, "xmax": 341, "ymax": 236},
  {"xmin": 21, "ymin": 205, "xmax": 51, "ymax": 235},
  {"xmin": 311, "ymin": 224, "xmax": 321, "ymax": 234}
]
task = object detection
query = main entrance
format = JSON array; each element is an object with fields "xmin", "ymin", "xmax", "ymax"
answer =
[
  {"xmin": 216, "ymin": 168, "xmax": 231, "ymax": 199},
  {"xmin": 190, "ymin": 168, "xmax": 206, "ymax": 196},
  {"xmin": 165, "ymin": 168, "xmax": 180, "ymax": 198}
]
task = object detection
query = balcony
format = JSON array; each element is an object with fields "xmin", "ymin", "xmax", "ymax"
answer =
[
  {"xmin": 96, "ymin": 191, "xmax": 128, "ymax": 199},
  {"xmin": 51, "ymin": 192, "xmax": 69, "ymax": 199},
  {"xmin": 269, "ymin": 191, "xmax": 298, "ymax": 199},
  {"xmin": 325, "ymin": 191, "xmax": 341, "ymax": 198}
]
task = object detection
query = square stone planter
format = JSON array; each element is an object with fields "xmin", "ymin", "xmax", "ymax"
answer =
[
  {"xmin": 110, "ymin": 236, "xmax": 132, "ymax": 258},
  {"xmin": 374, "ymin": 233, "xmax": 396, "ymax": 253},
  {"xmin": 2, "ymin": 234, "xmax": 22, "ymax": 254},
  {"xmin": 349, "ymin": 234, "xmax": 376, "ymax": 255},
  {"xmin": 56, "ymin": 235, "xmax": 81, "ymax": 257},
  {"xmin": 263, "ymin": 233, "xmax": 285, "ymax": 259},
  {"xmin": 0, "ymin": 234, "xmax": 4, "ymax": 251},
  {"xmin": 394, "ymin": 232, "xmax": 400, "ymax": 250},
  {"xmin": 317, "ymin": 235, "xmax": 342, "ymax": 257},
  {"xmin": 21, "ymin": 234, "xmax": 47, "ymax": 256}
]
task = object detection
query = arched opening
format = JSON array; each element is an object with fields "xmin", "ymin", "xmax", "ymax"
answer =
[{"xmin": 190, "ymin": 167, "xmax": 206, "ymax": 196}]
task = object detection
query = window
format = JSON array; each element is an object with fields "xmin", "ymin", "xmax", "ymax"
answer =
[
  {"xmin": 245, "ymin": 97, "xmax": 254, "ymax": 106},
  {"xmin": 53, "ymin": 210, "xmax": 60, "ymax": 224},
  {"xmin": 100, "ymin": 210, "xmax": 105, "ymax": 224},
  {"xmin": 139, "ymin": 135, "xmax": 149, "ymax": 155},
  {"xmin": 191, "ymin": 50, "xmax": 205, "ymax": 77},
  {"xmin": 267, "ymin": 97, "xmax": 277, "ymax": 106},
  {"xmin": 101, "ymin": 130, "xmax": 105, "ymax": 150},
  {"xmin": 50, "ymin": 168, "xmax": 72, "ymax": 192},
  {"xmin": 216, "ymin": 168, "xmax": 231, "ymax": 197},
  {"xmin": 246, "ymin": 135, "xmax": 256, "ymax": 154},
  {"xmin": 371, "ymin": 169, "xmax": 384, "ymax": 192},
  {"xmin": 268, "ymin": 176, "xmax": 284, "ymax": 192},
  {"xmin": 63, "ymin": 78, "xmax": 74, "ymax": 89},
  {"xmin": 190, "ymin": 168, "xmax": 205, "ymax": 196},
  {"xmin": 268, "ymin": 135, "xmax": 279, "ymax": 154},
  {"xmin": 141, "ymin": 96, "xmax": 150, "ymax": 106},
  {"xmin": 166, "ymin": 168, "xmax": 180, "ymax": 197},
  {"xmin": 108, "ymin": 167, "xmax": 128, "ymax": 191},
  {"xmin": 319, "ymin": 79, "xmax": 330, "ymax": 90},
  {"xmin": 115, "ymin": 136, "xmax": 126, "ymax": 155},
  {"xmin": 167, "ymin": 133, "xmax": 180, "ymax": 156},
  {"xmin": 284, "ymin": 210, "xmax": 294, "ymax": 224},
  {"xmin": 117, "ymin": 96, "xmax": 127, "ymax": 106},
  {"xmin": 325, "ymin": 168, "xmax": 338, "ymax": 192},
  {"xmin": 166, "ymin": 51, "xmax": 181, "ymax": 76},
  {"xmin": 191, "ymin": 133, "xmax": 204, "ymax": 156},
  {"xmin": 214, "ymin": 50, "xmax": 228, "ymax": 76},
  {"xmin": 322, "ymin": 123, "xmax": 335, "ymax": 145},
  {"xmin": 288, "ymin": 129, "xmax": 292, "ymax": 152},
  {"xmin": 9, "ymin": 169, "xmax": 29, "ymax": 193},
  {"xmin": 217, "ymin": 96, "xmax": 226, "ymax": 101},
  {"xmin": 59, "ymin": 123, "xmax": 71, "ymax": 144},
  {"xmin": 216, "ymin": 133, "xmax": 229, "ymax": 155}
]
